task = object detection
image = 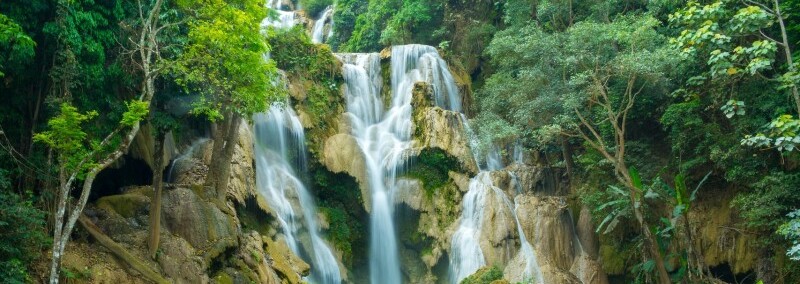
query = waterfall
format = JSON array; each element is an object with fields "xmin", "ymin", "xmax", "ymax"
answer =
[
  {"xmin": 450, "ymin": 142, "xmax": 545, "ymax": 283},
  {"xmin": 449, "ymin": 171, "xmax": 490, "ymax": 282},
  {"xmin": 338, "ymin": 52, "xmax": 404, "ymax": 284},
  {"xmin": 391, "ymin": 44, "xmax": 462, "ymax": 112},
  {"xmin": 166, "ymin": 138, "xmax": 209, "ymax": 183},
  {"xmin": 254, "ymin": 104, "xmax": 341, "ymax": 284},
  {"xmin": 262, "ymin": 0, "xmax": 296, "ymax": 30},
  {"xmin": 311, "ymin": 6, "xmax": 334, "ymax": 44}
]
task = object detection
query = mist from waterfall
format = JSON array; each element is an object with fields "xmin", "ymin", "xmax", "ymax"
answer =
[{"xmin": 254, "ymin": 104, "xmax": 341, "ymax": 284}]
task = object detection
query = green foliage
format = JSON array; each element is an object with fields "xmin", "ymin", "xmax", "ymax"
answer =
[
  {"xmin": 0, "ymin": 13, "xmax": 35, "ymax": 77},
  {"xmin": 0, "ymin": 170, "xmax": 50, "ymax": 283},
  {"xmin": 312, "ymin": 166, "xmax": 365, "ymax": 267},
  {"xmin": 733, "ymin": 171, "xmax": 800, "ymax": 231},
  {"xmin": 742, "ymin": 114, "xmax": 800, "ymax": 152},
  {"xmin": 171, "ymin": 0, "xmax": 280, "ymax": 120},
  {"xmin": 268, "ymin": 26, "xmax": 343, "ymax": 155},
  {"xmin": 33, "ymin": 103, "xmax": 97, "ymax": 167},
  {"xmin": 60, "ymin": 266, "xmax": 91, "ymax": 280},
  {"xmin": 319, "ymin": 206, "xmax": 353, "ymax": 262},
  {"xmin": 300, "ymin": 0, "xmax": 333, "ymax": 18},
  {"xmin": 459, "ymin": 266, "xmax": 504, "ymax": 284},
  {"xmin": 479, "ymin": 14, "xmax": 678, "ymax": 150},
  {"xmin": 334, "ymin": 0, "xmax": 442, "ymax": 52},
  {"xmin": 779, "ymin": 209, "xmax": 800, "ymax": 260},
  {"xmin": 669, "ymin": 1, "xmax": 778, "ymax": 81},
  {"xmin": 404, "ymin": 148, "xmax": 461, "ymax": 198},
  {"xmin": 120, "ymin": 100, "xmax": 150, "ymax": 127}
]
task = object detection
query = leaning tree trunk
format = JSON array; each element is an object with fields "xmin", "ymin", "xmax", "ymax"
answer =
[
  {"xmin": 79, "ymin": 215, "xmax": 169, "ymax": 284},
  {"xmin": 204, "ymin": 113, "xmax": 242, "ymax": 203},
  {"xmin": 147, "ymin": 133, "xmax": 165, "ymax": 259}
]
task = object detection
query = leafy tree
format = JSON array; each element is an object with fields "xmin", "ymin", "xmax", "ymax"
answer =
[
  {"xmin": 170, "ymin": 0, "xmax": 282, "ymax": 201},
  {"xmin": 0, "ymin": 169, "xmax": 49, "ymax": 283},
  {"xmin": 301, "ymin": 0, "xmax": 333, "ymax": 18},
  {"xmin": 0, "ymin": 13, "xmax": 35, "ymax": 78},
  {"xmin": 779, "ymin": 209, "xmax": 800, "ymax": 260},
  {"xmin": 479, "ymin": 13, "xmax": 680, "ymax": 282}
]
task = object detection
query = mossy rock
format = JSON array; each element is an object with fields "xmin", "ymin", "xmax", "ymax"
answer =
[
  {"xmin": 96, "ymin": 193, "xmax": 150, "ymax": 219},
  {"xmin": 213, "ymin": 272, "xmax": 234, "ymax": 284},
  {"xmin": 598, "ymin": 244, "xmax": 626, "ymax": 275},
  {"xmin": 460, "ymin": 266, "xmax": 505, "ymax": 284}
]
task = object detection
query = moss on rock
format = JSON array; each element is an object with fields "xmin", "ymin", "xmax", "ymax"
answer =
[{"xmin": 461, "ymin": 266, "xmax": 505, "ymax": 284}]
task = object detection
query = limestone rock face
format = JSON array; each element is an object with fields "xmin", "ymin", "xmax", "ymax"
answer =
[
  {"xmin": 411, "ymin": 82, "xmax": 478, "ymax": 174},
  {"xmin": 516, "ymin": 195, "xmax": 577, "ymax": 270},
  {"xmin": 234, "ymin": 232, "xmax": 283, "ymax": 284},
  {"xmin": 478, "ymin": 185, "xmax": 519, "ymax": 267},
  {"xmin": 162, "ymin": 187, "xmax": 237, "ymax": 258},
  {"xmin": 227, "ymin": 122, "xmax": 256, "ymax": 205},
  {"xmin": 321, "ymin": 133, "xmax": 370, "ymax": 210},
  {"xmin": 509, "ymin": 194, "xmax": 608, "ymax": 284},
  {"xmin": 412, "ymin": 108, "xmax": 478, "ymax": 174},
  {"xmin": 393, "ymin": 176, "xmax": 463, "ymax": 283},
  {"xmin": 157, "ymin": 234, "xmax": 209, "ymax": 284},
  {"xmin": 265, "ymin": 237, "xmax": 311, "ymax": 283}
]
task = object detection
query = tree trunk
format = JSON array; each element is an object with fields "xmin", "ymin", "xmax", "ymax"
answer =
[
  {"xmin": 561, "ymin": 137, "xmax": 575, "ymax": 178},
  {"xmin": 620, "ymin": 167, "xmax": 671, "ymax": 284},
  {"xmin": 147, "ymin": 133, "xmax": 165, "ymax": 259},
  {"xmin": 79, "ymin": 215, "xmax": 170, "ymax": 284},
  {"xmin": 773, "ymin": 0, "xmax": 800, "ymax": 116},
  {"xmin": 205, "ymin": 114, "xmax": 242, "ymax": 202}
]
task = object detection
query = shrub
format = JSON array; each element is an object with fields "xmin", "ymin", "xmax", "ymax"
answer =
[{"xmin": 0, "ymin": 170, "xmax": 50, "ymax": 283}]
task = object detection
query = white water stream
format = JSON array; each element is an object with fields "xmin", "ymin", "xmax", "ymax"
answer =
[
  {"xmin": 254, "ymin": 105, "xmax": 341, "ymax": 284},
  {"xmin": 311, "ymin": 6, "xmax": 334, "ymax": 44}
]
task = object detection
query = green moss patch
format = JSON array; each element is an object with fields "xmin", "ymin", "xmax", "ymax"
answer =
[
  {"xmin": 311, "ymin": 164, "xmax": 367, "ymax": 269},
  {"xmin": 404, "ymin": 148, "xmax": 462, "ymax": 199},
  {"xmin": 460, "ymin": 266, "xmax": 504, "ymax": 284},
  {"xmin": 268, "ymin": 27, "xmax": 345, "ymax": 159}
]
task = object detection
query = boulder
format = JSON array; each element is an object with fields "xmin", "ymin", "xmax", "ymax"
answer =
[
  {"xmin": 321, "ymin": 133, "xmax": 370, "ymax": 210},
  {"xmin": 264, "ymin": 237, "xmax": 311, "ymax": 283},
  {"xmin": 413, "ymin": 107, "xmax": 478, "ymax": 174},
  {"xmin": 157, "ymin": 234, "xmax": 209, "ymax": 284},
  {"xmin": 162, "ymin": 187, "xmax": 237, "ymax": 257}
]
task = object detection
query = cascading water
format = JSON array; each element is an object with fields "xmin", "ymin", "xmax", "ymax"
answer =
[
  {"xmin": 449, "ymin": 172, "xmax": 490, "ymax": 282},
  {"xmin": 338, "ymin": 52, "xmax": 405, "ymax": 284},
  {"xmin": 391, "ymin": 44, "xmax": 462, "ymax": 112},
  {"xmin": 254, "ymin": 104, "xmax": 341, "ymax": 284},
  {"xmin": 311, "ymin": 6, "xmax": 334, "ymax": 44},
  {"xmin": 262, "ymin": 0, "xmax": 296, "ymax": 30},
  {"xmin": 337, "ymin": 44, "xmax": 469, "ymax": 283},
  {"xmin": 449, "ymin": 146, "xmax": 545, "ymax": 283},
  {"xmin": 166, "ymin": 138, "xmax": 209, "ymax": 183}
]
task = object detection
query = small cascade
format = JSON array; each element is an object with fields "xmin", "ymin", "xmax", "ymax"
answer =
[
  {"xmin": 262, "ymin": 0, "xmax": 296, "ymax": 30},
  {"xmin": 254, "ymin": 104, "xmax": 341, "ymax": 284},
  {"xmin": 166, "ymin": 138, "xmax": 209, "ymax": 183},
  {"xmin": 512, "ymin": 199, "xmax": 545, "ymax": 284},
  {"xmin": 311, "ymin": 6, "xmax": 334, "ymax": 44},
  {"xmin": 391, "ymin": 44, "xmax": 462, "ymax": 112},
  {"xmin": 338, "ymin": 52, "xmax": 404, "ymax": 284},
  {"xmin": 449, "ymin": 172, "xmax": 490, "ymax": 282},
  {"xmin": 450, "ymin": 143, "xmax": 545, "ymax": 283}
]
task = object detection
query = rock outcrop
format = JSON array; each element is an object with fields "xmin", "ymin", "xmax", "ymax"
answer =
[{"xmin": 411, "ymin": 83, "xmax": 478, "ymax": 174}]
